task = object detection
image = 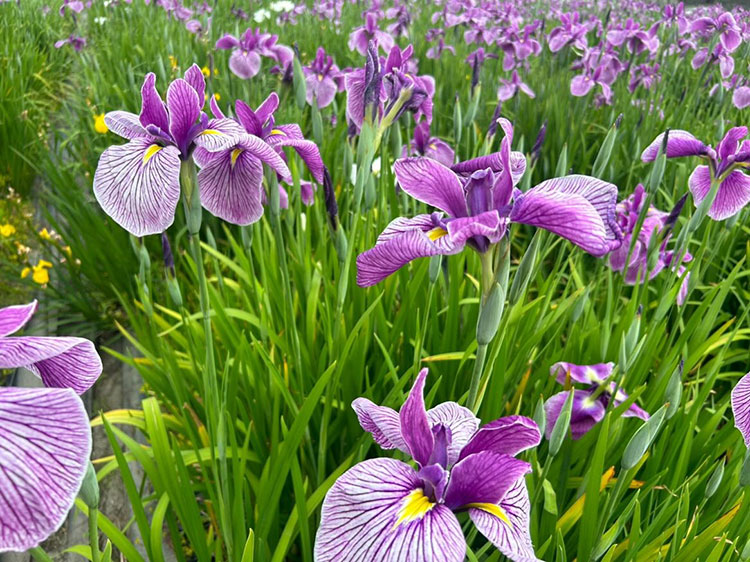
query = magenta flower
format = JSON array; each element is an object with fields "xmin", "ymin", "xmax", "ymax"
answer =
[
  {"xmin": 690, "ymin": 12, "xmax": 742, "ymax": 53},
  {"xmin": 497, "ymin": 70, "xmax": 535, "ymax": 102},
  {"xmin": 303, "ymin": 47, "xmax": 344, "ymax": 109},
  {"xmin": 547, "ymin": 12, "xmax": 590, "ymax": 53},
  {"xmin": 544, "ymin": 362, "xmax": 649, "ymax": 440},
  {"xmin": 607, "ymin": 19, "xmax": 660, "ymax": 55},
  {"xmin": 731, "ymin": 372, "xmax": 750, "ymax": 447},
  {"xmin": 401, "ymin": 121, "xmax": 455, "ymax": 167},
  {"xmin": 357, "ymin": 120, "xmax": 622, "ymax": 286},
  {"xmin": 54, "ymin": 35, "xmax": 86, "ymax": 51},
  {"xmin": 642, "ymin": 128, "xmax": 750, "ymax": 220},
  {"xmin": 215, "ymin": 28, "xmax": 293, "ymax": 80},
  {"xmin": 93, "ymin": 66, "xmax": 243, "ymax": 236},
  {"xmin": 314, "ymin": 368, "xmax": 542, "ymax": 562},
  {"xmin": 348, "ymin": 12, "xmax": 394, "ymax": 55},
  {"xmin": 0, "ymin": 301, "xmax": 102, "ymax": 551}
]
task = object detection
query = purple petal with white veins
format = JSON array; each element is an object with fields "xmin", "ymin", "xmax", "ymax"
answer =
[
  {"xmin": 93, "ymin": 138, "xmax": 181, "ymax": 236},
  {"xmin": 426, "ymin": 402, "xmax": 479, "ymax": 466},
  {"xmin": 267, "ymin": 135, "xmax": 325, "ymax": 183},
  {"xmin": 0, "ymin": 301, "xmax": 37, "ymax": 338},
  {"xmin": 544, "ymin": 390, "xmax": 606, "ymax": 440},
  {"xmin": 550, "ymin": 362, "xmax": 614, "ymax": 385},
  {"xmin": 444, "ymin": 451, "xmax": 531, "ymax": 510},
  {"xmin": 511, "ymin": 175, "xmax": 621, "ymax": 256},
  {"xmin": 193, "ymin": 118, "xmax": 245, "ymax": 152},
  {"xmin": 314, "ymin": 458, "xmax": 465, "ymax": 562},
  {"xmin": 237, "ymin": 134, "xmax": 291, "ymax": 181},
  {"xmin": 690, "ymin": 166, "xmax": 750, "ymax": 221},
  {"xmin": 254, "ymin": 92, "xmax": 280, "ymax": 126},
  {"xmin": 0, "ymin": 388, "xmax": 91, "ymax": 552},
  {"xmin": 469, "ymin": 477, "xmax": 540, "ymax": 562},
  {"xmin": 229, "ymin": 50, "xmax": 261, "ymax": 79},
  {"xmin": 139, "ymin": 73, "xmax": 169, "ymax": 133},
  {"xmin": 458, "ymin": 416, "xmax": 541, "ymax": 461},
  {"xmin": 351, "ymin": 397, "xmax": 408, "ymax": 452},
  {"xmin": 183, "ymin": 64, "xmax": 205, "ymax": 105},
  {"xmin": 399, "ymin": 368, "xmax": 434, "ymax": 466},
  {"xmin": 345, "ymin": 68, "xmax": 367, "ymax": 129},
  {"xmin": 641, "ymin": 130, "xmax": 707, "ymax": 162},
  {"xmin": 166, "ymin": 79, "xmax": 201, "ymax": 152},
  {"xmin": 197, "ymin": 146, "xmax": 265, "ymax": 225},
  {"xmin": 104, "ymin": 111, "xmax": 149, "ymax": 140},
  {"xmin": 731, "ymin": 372, "xmax": 750, "ymax": 447},
  {"xmin": 446, "ymin": 211, "xmax": 506, "ymax": 246},
  {"xmin": 394, "ymin": 158, "xmax": 467, "ymax": 217},
  {"xmin": 717, "ymin": 126, "xmax": 748, "ymax": 161}
]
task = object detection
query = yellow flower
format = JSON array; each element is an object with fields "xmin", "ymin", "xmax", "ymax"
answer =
[
  {"xmin": 169, "ymin": 55, "xmax": 178, "ymax": 70},
  {"xmin": 63, "ymin": 245, "xmax": 72, "ymax": 257},
  {"xmin": 205, "ymin": 92, "xmax": 221, "ymax": 102},
  {"xmin": 39, "ymin": 228, "xmax": 51, "ymax": 240},
  {"xmin": 214, "ymin": 92, "xmax": 221, "ymax": 101},
  {"xmin": 32, "ymin": 266, "xmax": 50, "ymax": 285},
  {"xmin": 94, "ymin": 113, "xmax": 108, "ymax": 134},
  {"xmin": 0, "ymin": 223, "xmax": 16, "ymax": 237},
  {"xmin": 21, "ymin": 267, "xmax": 31, "ymax": 279},
  {"xmin": 201, "ymin": 65, "xmax": 211, "ymax": 78}
]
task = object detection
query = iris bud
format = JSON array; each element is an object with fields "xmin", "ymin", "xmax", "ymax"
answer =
[
  {"xmin": 622, "ymin": 404, "xmax": 667, "ymax": 470},
  {"xmin": 704, "ymin": 459, "xmax": 724, "ymax": 498},
  {"xmin": 79, "ymin": 462, "xmax": 100, "ymax": 509}
]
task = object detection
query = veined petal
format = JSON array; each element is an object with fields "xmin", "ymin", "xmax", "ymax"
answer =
[
  {"xmin": 238, "ymin": 134, "xmax": 291, "ymax": 181},
  {"xmin": 731, "ymin": 372, "xmax": 750, "ymax": 447},
  {"xmin": 193, "ymin": 118, "xmax": 246, "ymax": 152},
  {"xmin": 445, "ymin": 211, "xmax": 506, "ymax": 246},
  {"xmin": 235, "ymin": 100, "xmax": 263, "ymax": 136},
  {"xmin": 197, "ymin": 147, "xmax": 265, "ymax": 225},
  {"xmin": 0, "ymin": 301, "xmax": 38, "ymax": 338},
  {"xmin": 166, "ymin": 79, "xmax": 202, "ymax": 152},
  {"xmin": 458, "ymin": 416, "xmax": 541, "ymax": 461},
  {"xmin": 511, "ymin": 175, "xmax": 621, "ymax": 257},
  {"xmin": 352, "ymin": 398, "xmax": 408, "ymax": 452},
  {"xmin": 345, "ymin": 69, "xmax": 367, "ymax": 129},
  {"xmin": 229, "ymin": 50, "xmax": 261, "ymax": 79},
  {"xmin": 469, "ymin": 477, "xmax": 540, "ymax": 562},
  {"xmin": 254, "ymin": 92, "xmax": 280, "ymax": 126},
  {"xmin": 0, "ymin": 388, "xmax": 91, "ymax": 552},
  {"xmin": 183, "ymin": 64, "xmax": 206, "ymax": 105},
  {"xmin": 104, "ymin": 111, "xmax": 149, "ymax": 140},
  {"xmin": 400, "ymin": 368, "xmax": 434, "ymax": 467},
  {"xmin": 550, "ymin": 362, "xmax": 614, "ymax": 385},
  {"xmin": 710, "ymin": 170, "xmax": 750, "ymax": 221},
  {"xmin": 544, "ymin": 390, "xmax": 605, "ymax": 440},
  {"xmin": 444, "ymin": 451, "xmax": 531, "ymax": 510},
  {"xmin": 267, "ymin": 136, "xmax": 325, "ymax": 183},
  {"xmin": 93, "ymin": 138, "xmax": 181, "ymax": 236},
  {"xmin": 314, "ymin": 458, "xmax": 465, "ymax": 562},
  {"xmin": 641, "ymin": 130, "xmax": 707, "ymax": 162},
  {"xmin": 0, "ymin": 336, "xmax": 102, "ymax": 394},
  {"xmin": 426, "ymin": 402, "xmax": 479, "ymax": 467},
  {"xmin": 139, "ymin": 72, "xmax": 169, "ymax": 132},
  {"xmin": 394, "ymin": 158, "xmax": 467, "ymax": 217}
]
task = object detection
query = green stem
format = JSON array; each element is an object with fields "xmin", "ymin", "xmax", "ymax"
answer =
[
  {"xmin": 89, "ymin": 508, "xmax": 100, "ymax": 562},
  {"xmin": 467, "ymin": 343, "xmax": 488, "ymax": 412},
  {"xmin": 28, "ymin": 547, "xmax": 54, "ymax": 562},
  {"xmin": 468, "ymin": 248, "xmax": 497, "ymax": 411}
]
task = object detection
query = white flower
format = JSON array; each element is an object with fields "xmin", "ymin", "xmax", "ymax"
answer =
[
  {"xmin": 94, "ymin": 16, "xmax": 107, "ymax": 24},
  {"xmin": 270, "ymin": 0, "xmax": 294, "ymax": 11},
  {"xmin": 253, "ymin": 8, "xmax": 271, "ymax": 22}
]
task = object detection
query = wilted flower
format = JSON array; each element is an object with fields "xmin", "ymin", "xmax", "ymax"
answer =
[{"xmin": 315, "ymin": 368, "xmax": 542, "ymax": 562}]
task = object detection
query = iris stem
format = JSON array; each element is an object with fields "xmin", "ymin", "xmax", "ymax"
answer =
[
  {"xmin": 29, "ymin": 548, "xmax": 53, "ymax": 562},
  {"xmin": 467, "ymin": 342, "xmax": 488, "ymax": 412},
  {"xmin": 468, "ymin": 248, "xmax": 498, "ymax": 411},
  {"xmin": 89, "ymin": 507, "xmax": 100, "ymax": 562}
]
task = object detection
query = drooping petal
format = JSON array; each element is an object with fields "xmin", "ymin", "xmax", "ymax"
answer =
[
  {"xmin": 731, "ymin": 372, "xmax": 750, "ymax": 447},
  {"xmin": 393, "ymin": 158, "xmax": 467, "ymax": 217},
  {"xmin": 93, "ymin": 138, "xmax": 182, "ymax": 236},
  {"xmin": 0, "ymin": 388, "xmax": 91, "ymax": 552},
  {"xmin": 267, "ymin": 134, "xmax": 325, "ymax": 183},
  {"xmin": 351, "ymin": 398, "xmax": 408, "ymax": 452},
  {"xmin": 550, "ymin": 362, "xmax": 614, "ymax": 385},
  {"xmin": 197, "ymin": 147, "xmax": 265, "ymax": 225},
  {"xmin": 458, "ymin": 416, "xmax": 541, "ymax": 461},
  {"xmin": 425, "ymin": 139, "xmax": 456, "ymax": 167},
  {"xmin": 229, "ymin": 50, "xmax": 262, "ymax": 79},
  {"xmin": 544, "ymin": 390, "xmax": 606, "ymax": 440},
  {"xmin": 215, "ymin": 34, "xmax": 240, "ymax": 50},
  {"xmin": 426, "ymin": 402, "xmax": 479, "ymax": 467},
  {"xmin": 0, "ymin": 301, "xmax": 37, "ymax": 338},
  {"xmin": 469, "ymin": 477, "xmax": 540, "ymax": 562},
  {"xmin": 443, "ymin": 451, "xmax": 532, "ymax": 510},
  {"xmin": 237, "ymin": 134, "xmax": 291, "ymax": 181},
  {"xmin": 690, "ymin": 166, "xmax": 750, "ymax": 221},
  {"xmin": 399, "ymin": 368, "xmax": 434, "ymax": 467},
  {"xmin": 139, "ymin": 72, "xmax": 169, "ymax": 133},
  {"xmin": 314, "ymin": 458, "xmax": 466, "ymax": 562},
  {"xmin": 104, "ymin": 111, "xmax": 149, "ymax": 140},
  {"xmin": 511, "ymin": 175, "xmax": 621, "ymax": 256},
  {"xmin": 166, "ymin": 78, "xmax": 202, "ymax": 153},
  {"xmin": 641, "ymin": 130, "xmax": 707, "ymax": 162}
]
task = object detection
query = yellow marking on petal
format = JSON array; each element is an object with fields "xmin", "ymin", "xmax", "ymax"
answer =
[
  {"xmin": 427, "ymin": 227, "xmax": 448, "ymax": 241},
  {"xmin": 269, "ymin": 128, "xmax": 285, "ymax": 136},
  {"xmin": 201, "ymin": 129, "xmax": 222, "ymax": 136},
  {"xmin": 143, "ymin": 144, "xmax": 163, "ymax": 164},
  {"xmin": 463, "ymin": 503, "xmax": 511, "ymax": 525},
  {"xmin": 231, "ymin": 148, "xmax": 244, "ymax": 168},
  {"xmin": 428, "ymin": 143, "xmax": 437, "ymax": 150},
  {"xmin": 393, "ymin": 489, "xmax": 435, "ymax": 528}
]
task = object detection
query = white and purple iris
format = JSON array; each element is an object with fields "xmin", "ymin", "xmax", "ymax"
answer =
[
  {"xmin": 356, "ymin": 119, "xmax": 622, "ymax": 287},
  {"xmin": 544, "ymin": 362, "xmax": 649, "ymax": 440},
  {"xmin": 0, "ymin": 301, "xmax": 102, "ymax": 552},
  {"xmin": 731, "ymin": 373, "xmax": 750, "ymax": 448},
  {"xmin": 314, "ymin": 368, "xmax": 542, "ymax": 562}
]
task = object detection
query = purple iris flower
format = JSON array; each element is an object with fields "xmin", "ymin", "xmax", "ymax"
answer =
[
  {"xmin": 607, "ymin": 19, "xmax": 660, "ymax": 55},
  {"xmin": 608, "ymin": 185, "xmax": 691, "ymax": 304},
  {"xmin": 544, "ymin": 362, "xmax": 649, "ymax": 440},
  {"xmin": 195, "ymin": 93, "xmax": 324, "ymax": 224},
  {"xmin": 642, "ymin": 128, "xmax": 750, "ymax": 221},
  {"xmin": 731, "ymin": 372, "xmax": 750, "ymax": 447},
  {"xmin": 570, "ymin": 48, "xmax": 622, "ymax": 104},
  {"xmin": 690, "ymin": 12, "xmax": 742, "ymax": 53},
  {"xmin": 426, "ymin": 35, "xmax": 455, "ymax": 60},
  {"xmin": 315, "ymin": 368, "xmax": 542, "ymax": 562},
  {"xmin": 0, "ymin": 301, "xmax": 102, "ymax": 551},
  {"xmin": 348, "ymin": 12, "xmax": 395, "ymax": 55},
  {"xmin": 733, "ymin": 86, "xmax": 750, "ymax": 109},
  {"xmin": 303, "ymin": 47, "xmax": 344, "ymax": 109},
  {"xmin": 385, "ymin": 3, "xmax": 411, "ymax": 38},
  {"xmin": 662, "ymin": 2, "xmax": 689, "ymax": 35},
  {"xmin": 401, "ymin": 121, "xmax": 455, "ymax": 167},
  {"xmin": 547, "ymin": 12, "xmax": 590, "ymax": 53},
  {"xmin": 628, "ymin": 63, "xmax": 661, "ymax": 93},
  {"xmin": 54, "ymin": 35, "xmax": 86, "ymax": 51},
  {"xmin": 58, "ymin": 0, "xmax": 84, "ymax": 16},
  {"xmin": 692, "ymin": 44, "xmax": 735, "ymax": 80},
  {"xmin": 497, "ymin": 70, "xmax": 535, "ymax": 102},
  {"xmin": 215, "ymin": 28, "xmax": 293, "ymax": 80},
  {"xmin": 93, "ymin": 66, "xmax": 244, "ymax": 236},
  {"xmin": 357, "ymin": 119, "xmax": 622, "ymax": 286}
]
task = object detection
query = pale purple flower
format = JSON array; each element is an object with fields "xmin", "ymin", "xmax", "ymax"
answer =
[
  {"xmin": 401, "ymin": 121, "xmax": 455, "ymax": 167},
  {"xmin": 690, "ymin": 12, "xmax": 742, "ymax": 53},
  {"xmin": 0, "ymin": 301, "xmax": 102, "ymax": 552},
  {"xmin": 731, "ymin": 372, "xmax": 750, "ymax": 447},
  {"xmin": 733, "ymin": 86, "xmax": 750, "ymax": 109},
  {"xmin": 544, "ymin": 362, "xmax": 649, "ymax": 440},
  {"xmin": 303, "ymin": 47, "xmax": 344, "ymax": 109},
  {"xmin": 498, "ymin": 70, "xmax": 535, "ymax": 102},
  {"xmin": 58, "ymin": 0, "xmax": 83, "ymax": 16},
  {"xmin": 426, "ymin": 36, "xmax": 455, "ymax": 60},
  {"xmin": 548, "ymin": 12, "xmax": 590, "ymax": 52},
  {"xmin": 93, "ymin": 66, "xmax": 244, "ymax": 236},
  {"xmin": 607, "ymin": 19, "xmax": 660, "ymax": 55},
  {"xmin": 357, "ymin": 119, "xmax": 622, "ymax": 286},
  {"xmin": 642, "ymin": 128, "xmax": 750, "ymax": 220},
  {"xmin": 348, "ymin": 12, "xmax": 394, "ymax": 55},
  {"xmin": 315, "ymin": 368, "xmax": 542, "ymax": 562},
  {"xmin": 54, "ymin": 35, "xmax": 86, "ymax": 51},
  {"xmin": 215, "ymin": 28, "xmax": 293, "ymax": 80}
]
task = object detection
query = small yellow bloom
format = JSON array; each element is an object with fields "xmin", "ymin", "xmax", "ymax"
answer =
[
  {"xmin": 21, "ymin": 267, "xmax": 31, "ymax": 279},
  {"xmin": 94, "ymin": 113, "xmax": 108, "ymax": 134},
  {"xmin": 24, "ymin": 260, "xmax": 52, "ymax": 285},
  {"xmin": 39, "ymin": 228, "xmax": 51, "ymax": 240},
  {"xmin": 0, "ymin": 224, "xmax": 16, "ymax": 237},
  {"xmin": 201, "ymin": 65, "xmax": 211, "ymax": 78},
  {"xmin": 169, "ymin": 55, "xmax": 178, "ymax": 70},
  {"xmin": 214, "ymin": 92, "xmax": 221, "ymax": 101},
  {"xmin": 63, "ymin": 245, "xmax": 72, "ymax": 257}
]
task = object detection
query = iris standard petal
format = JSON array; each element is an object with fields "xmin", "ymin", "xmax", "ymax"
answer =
[
  {"xmin": 731, "ymin": 372, "xmax": 750, "ymax": 447},
  {"xmin": 641, "ymin": 130, "xmax": 707, "ymax": 162},
  {"xmin": 139, "ymin": 72, "xmax": 169, "ymax": 133},
  {"xmin": 469, "ymin": 477, "xmax": 540, "ymax": 562},
  {"xmin": 399, "ymin": 368, "xmax": 435, "ymax": 467},
  {"xmin": 351, "ymin": 397, "xmax": 408, "ymax": 453},
  {"xmin": 0, "ymin": 388, "xmax": 91, "ymax": 552},
  {"xmin": 0, "ymin": 301, "xmax": 37, "ymax": 338},
  {"xmin": 254, "ymin": 92, "xmax": 280, "ymax": 126},
  {"xmin": 104, "ymin": 111, "xmax": 149, "ymax": 140},
  {"xmin": 550, "ymin": 362, "xmax": 614, "ymax": 385},
  {"xmin": 394, "ymin": 158, "xmax": 467, "ymax": 217},
  {"xmin": 426, "ymin": 402, "xmax": 479, "ymax": 467},
  {"xmin": 511, "ymin": 175, "xmax": 621, "ymax": 257},
  {"xmin": 446, "ymin": 211, "xmax": 507, "ymax": 246},
  {"xmin": 229, "ymin": 50, "xmax": 262, "ymax": 79},
  {"xmin": 689, "ymin": 166, "xmax": 750, "ymax": 221},
  {"xmin": 345, "ymin": 68, "xmax": 367, "ymax": 129},
  {"xmin": 443, "ymin": 451, "xmax": 531, "ymax": 510},
  {"xmin": 197, "ymin": 146, "xmax": 265, "ymax": 225},
  {"xmin": 93, "ymin": 138, "xmax": 181, "ymax": 236},
  {"xmin": 458, "ymin": 416, "xmax": 541, "ymax": 461},
  {"xmin": 314, "ymin": 458, "xmax": 465, "ymax": 562},
  {"xmin": 166, "ymin": 78, "xmax": 202, "ymax": 153},
  {"xmin": 183, "ymin": 64, "xmax": 206, "ymax": 105}
]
